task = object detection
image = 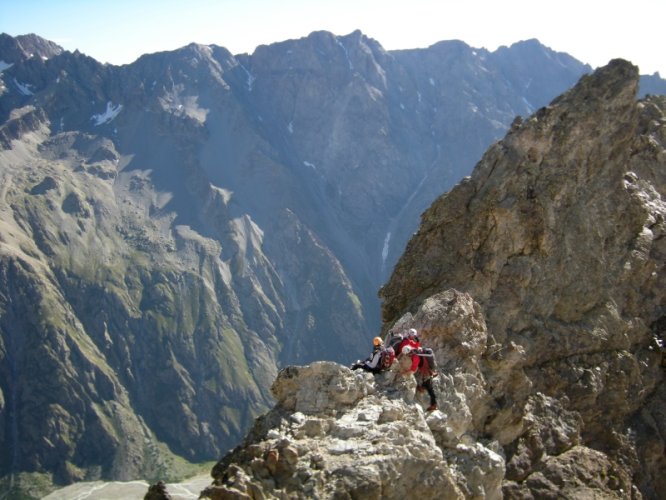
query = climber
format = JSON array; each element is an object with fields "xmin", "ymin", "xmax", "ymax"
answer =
[
  {"xmin": 399, "ymin": 344, "xmax": 438, "ymax": 412},
  {"xmin": 396, "ymin": 328, "xmax": 420, "ymax": 355},
  {"xmin": 396, "ymin": 328, "xmax": 438, "ymax": 374},
  {"xmin": 351, "ymin": 336, "xmax": 394, "ymax": 373}
]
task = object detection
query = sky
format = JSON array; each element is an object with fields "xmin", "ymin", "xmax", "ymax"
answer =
[{"xmin": 1, "ymin": 0, "xmax": 664, "ymax": 76}]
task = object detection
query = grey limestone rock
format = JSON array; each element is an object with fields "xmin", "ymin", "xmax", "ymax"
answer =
[{"xmin": 380, "ymin": 60, "xmax": 666, "ymax": 498}]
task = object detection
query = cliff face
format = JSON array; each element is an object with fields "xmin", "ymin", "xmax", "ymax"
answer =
[
  {"xmin": 205, "ymin": 60, "xmax": 665, "ymax": 499},
  {"xmin": 380, "ymin": 59, "xmax": 665, "ymax": 497}
]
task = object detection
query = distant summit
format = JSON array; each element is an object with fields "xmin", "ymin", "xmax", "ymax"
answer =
[
  {"xmin": 0, "ymin": 33, "xmax": 63, "ymax": 64},
  {"xmin": 640, "ymin": 71, "xmax": 666, "ymax": 95}
]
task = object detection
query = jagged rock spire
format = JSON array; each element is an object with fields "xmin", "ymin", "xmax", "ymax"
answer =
[{"xmin": 380, "ymin": 59, "xmax": 665, "ymax": 497}]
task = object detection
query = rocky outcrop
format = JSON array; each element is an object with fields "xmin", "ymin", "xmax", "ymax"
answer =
[
  {"xmin": 204, "ymin": 287, "xmax": 648, "ymax": 499},
  {"xmin": 379, "ymin": 60, "xmax": 665, "ymax": 497},
  {"xmin": 0, "ymin": 33, "xmax": 62, "ymax": 64},
  {"xmin": 0, "ymin": 106, "xmax": 49, "ymax": 148},
  {"xmin": 202, "ymin": 358, "xmax": 486, "ymax": 499}
]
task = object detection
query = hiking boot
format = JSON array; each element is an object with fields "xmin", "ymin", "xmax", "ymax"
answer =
[{"xmin": 426, "ymin": 404, "xmax": 438, "ymax": 412}]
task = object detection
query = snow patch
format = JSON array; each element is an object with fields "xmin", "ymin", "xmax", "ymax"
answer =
[
  {"xmin": 429, "ymin": 77, "xmax": 436, "ymax": 86},
  {"xmin": 288, "ymin": 121, "xmax": 294, "ymax": 134},
  {"xmin": 239, "ymin": 62, "xmax": 255, "ymax": 91},
  {"xmin": 12, "ymin": 78, "xmax": 33, "ymax": 96},
  {"xmin": 303, "ymin": 161, "xmax": 316, "ymax": 169},
  {"xmin": 91, "ymin": 101, "xmax": 123, "ymax": 126},
  {"xmin": 522, "ymin": 97, "xmax": 535, "ymax": 114},
  {"xmin": 490, "ymin": 119, "xmax": 505, "ymax": 130},
  {"xmin": 210, "ymin": 184, "xmax": 233, "ymax": 204},
  {"xmin": 0, "ymin": 60, "xmax": 12, "ymax": 72},
  {"xmin": 335, "ymin": 37, "xmax": 354, "ymax": 70},
  {"xmin": 382, "ymin": 231, "xmax": 391, "ymax": 266},
  {"xmin": 367, "ymin": 85, "xmax": 384, "ymax": 102}
]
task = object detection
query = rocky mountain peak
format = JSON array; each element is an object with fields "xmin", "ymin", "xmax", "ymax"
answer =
[
  {"xmin": 380, "ymin": 58, "xmax": 651, "ymax": 324},
  {"xmin": 0, "ymin": 33, "xmax": 63, "ymax": 65},
  {"xmin": 201, "ymin": 59, "xmax": 665, "ymax": 499}
]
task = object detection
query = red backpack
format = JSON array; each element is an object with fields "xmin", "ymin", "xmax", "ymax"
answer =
[{"xmin": 380, "ymin": 346, "xmax": 395, "ymax": 370}]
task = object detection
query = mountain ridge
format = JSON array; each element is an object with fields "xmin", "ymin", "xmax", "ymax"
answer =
[{"xmin": 1, "ymin": 31, "xmax": 665, "ymax": 498}]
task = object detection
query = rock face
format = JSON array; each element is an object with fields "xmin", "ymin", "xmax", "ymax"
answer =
[
  {"xmin": 0, "ymin": 33, "xmax": 62, "ymax": 66},
  {"xmin": 379, "ymin": 60, "xmax": 666, "ymax": 497}
]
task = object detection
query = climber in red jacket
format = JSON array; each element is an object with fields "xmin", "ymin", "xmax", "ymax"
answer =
[
  {"xmin": 396, "ymin": 327, "xmax": 420, "ymax": 356},
  {"xmin": 399, "ymin": 344, "xmax": 438, "ymax": 412}
]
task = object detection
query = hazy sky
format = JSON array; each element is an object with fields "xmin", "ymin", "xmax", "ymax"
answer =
[{"xmin": 1, "ymin": 0, "xmax": 664, "ymax": 76}]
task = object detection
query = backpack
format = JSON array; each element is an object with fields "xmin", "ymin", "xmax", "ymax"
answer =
[
  {"xmin": 385, "ymin": 332, "xmax": 404, "ymax": 352},
  {"xmin": 416, "ymin": 347, "xmax": 437, "ymax": 374},
  {"xmin": 380, "ymin": 346, "xmax": 395, "ymax": 370},
  {"xmin": 417, "ymin": 353, "xmax": 430, "ymax": 372}
]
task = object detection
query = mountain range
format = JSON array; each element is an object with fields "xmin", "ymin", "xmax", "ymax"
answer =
[{"xmin": 0, "ymin": 31, "xmax": 664, "ymax": 498}]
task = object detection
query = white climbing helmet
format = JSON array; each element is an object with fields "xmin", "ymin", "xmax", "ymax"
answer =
[{"xmin": 408, "ymin": 328, "xmax": 418, "ymax": 338}]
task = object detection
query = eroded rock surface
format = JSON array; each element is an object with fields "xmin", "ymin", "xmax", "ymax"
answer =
[
  {"xmin": 203, "ymin": 358, "xmax": 498, "ymax": 500},
  {"xmin": 380, "ymin": 60, "xmax": 665, "ymax": 498}
]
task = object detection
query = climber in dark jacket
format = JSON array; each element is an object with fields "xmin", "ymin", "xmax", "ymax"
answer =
[
  {"xmin": 397, "ymin": 328, "xmax": 439, "ymax": 373},
  {"xmin": 351, "ymin": 336, "xmax": 386, "ymax": 373}
]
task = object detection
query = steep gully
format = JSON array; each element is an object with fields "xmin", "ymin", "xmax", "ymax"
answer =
[{"xmin": 381, "ymin": 144, "xmax": 441, "ymax": 277}]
